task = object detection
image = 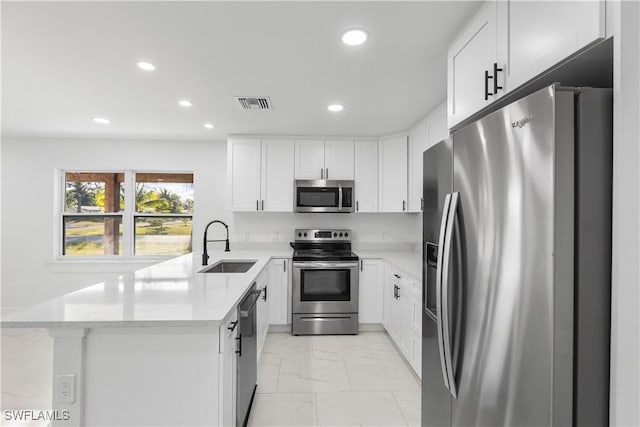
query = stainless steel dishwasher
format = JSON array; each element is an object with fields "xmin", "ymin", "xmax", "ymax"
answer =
[{"xmin": 236, "ymin": 284, "xmax": 260, "ymax": 427}]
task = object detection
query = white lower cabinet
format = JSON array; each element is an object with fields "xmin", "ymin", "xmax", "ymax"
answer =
[
  {"xmin": 256, "ymin": 271, "xmax": 269, "ymax": 362},
  {"xmin": 219, "ymin": 311, "xmax": 238, "ymax": 427},
  {"xmin": 268, "ymin": 258, "xmax": 290, "ymax": 325},
  {"xmin": 382, "ymin": 263, "xmax": 422, "ymax": 378},
  {"xmin": 359, "ymin": 259, "xmax": 384, "ymax": 323}
]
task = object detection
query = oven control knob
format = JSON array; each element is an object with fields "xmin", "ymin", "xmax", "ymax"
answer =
[
  {"xmin": 345, "ymin": 232, "xmax": 349, "ymax": 237},
  {"xmin": 339, "ymin": 232, "xmax": 343, "ymax": 237},
  {"xmin": 303, "ymin": 232, "xmax": 307, "ymax": 237},
  {"xmin": 333, "ymin": 232, "xmax": 337, "ymax": 237},
  {"xmin": 298, "ymin": 232, "xmax": 302, "ymax": 237}
]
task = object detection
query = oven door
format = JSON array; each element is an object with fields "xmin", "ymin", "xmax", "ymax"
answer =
[{"xmin": 292, "ymin": 261, "xmax": 359, "ymax": 314}]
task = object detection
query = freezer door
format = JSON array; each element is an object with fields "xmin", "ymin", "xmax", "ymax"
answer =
[
  {"xmin": 423, "ymin": 138, "xmax": 453, "ymax": 316},
  {"xmin": 422, "ymin": 138, "xmax": 453, "ymax": 426},
  {"xmin": 422, "ymin": 311, "xmax": 452, "ymax": 427},
  {"xmin": 450, "ymin": 86, "xmax": 575, "ymax": 426}
]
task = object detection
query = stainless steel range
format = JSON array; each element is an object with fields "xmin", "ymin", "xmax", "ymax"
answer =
[{"xmin": 291, "ymin": 228, "xmax": 359, "ymax": 335}]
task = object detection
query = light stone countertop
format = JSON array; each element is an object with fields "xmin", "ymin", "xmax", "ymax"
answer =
[
  {"xmin": 1, "ymin": 247, "xmax": 422, "ymax": 329},
  {"xmin": 1, "ymin": 250, "xmax": 292, "ymax": 328}
]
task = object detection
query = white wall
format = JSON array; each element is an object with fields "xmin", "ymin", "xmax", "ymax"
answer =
[
  {"xmin": 1, "ymin": 137, "xmax": 420, "ymax": 308},
  {"xmin": 609, "ymin": 1, "xmax": 640, "ymax": 425}
]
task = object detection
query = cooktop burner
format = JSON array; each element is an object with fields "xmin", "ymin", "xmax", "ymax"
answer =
[{"xmin": 291, "ymin": 228, "xmax": 358, "ymax": 262}]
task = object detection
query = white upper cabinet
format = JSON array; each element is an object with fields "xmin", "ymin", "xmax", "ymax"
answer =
[
  {"xmin": 295, "ymin": 140, "xmax": 354, "ymax": 180},
  {"xmin": 447, "ymin": 1, "xmax": 499, "ymax": 129},
  {"xmin": 294, "ymin": 140, "xmax": 325, "ymax": 180},
  {"xmin": 354, "ymin": 141, "xmax": 378, "ymax": 213},
  {"xmin": 408, "ymin": 126, "xmax": 427, "ymax": 213},
  {"xmin": 497, "ymin": 0, "xmax": 605, "ymax": 91},
  {"xmin": 448, "ymin": 0, "xmax": 605, "ymax": 129},
  {"xmin": 324, "ymin": 140, "xmax": 354, "ymax": 180},
  {"xmin": 261, "ymin": 139, "xmax": 294, "ymax": 212},
  {"xmin": 230, "ymin": 138, "xmax": 262, "ymax": 212},
  {"xmin": 378, "ymin": 136, "xmax": 408, "ymax": 213},
  {"xmin": 230, "ymin": 137, "xmax": 294, "ymax": 212}
]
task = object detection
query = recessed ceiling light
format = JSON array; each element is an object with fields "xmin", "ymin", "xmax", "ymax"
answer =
[
  {"xmin": 342, "ymin": 29, "xmax": 368, "ymax": 46},
  {"xmin": 328, "ymin": 104, "xmax": 344, "ymax": 112},
  {"xmin": 92, "ymin": 117, "xmax": 110, "ymax": 124},
  {"xmin": 136, "ymin": 61, "xmax": 156, "ymax": 71},
  {"xmin": 178, "ymin": 99, "xmax": 193, "ymax": 107},
  {"xmin": 203, "ymin": 123, "xmax": 214, "ymax": 129}
]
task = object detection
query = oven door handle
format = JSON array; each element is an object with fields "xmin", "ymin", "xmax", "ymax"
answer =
[{"xmin": 293, "ymin": 262, "xmax": 359, "ymax": 269}]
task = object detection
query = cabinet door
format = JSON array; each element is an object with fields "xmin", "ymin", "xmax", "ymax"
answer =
[
  {"xmin": 295, "ymin": 140, "xmax": 325, "ymax": 179},
  {"xmin": 408, "ymin": 124, "xmax": 428, "ymax": 213},
  {"xmin": 378, "ymin": 136, "xmax": 408, "ymax": 213},
  {"xmin": 230, "ymin": 138, "xmax": 261, "ymax": 211},
  {"xmin": 324, "ymin": 140, "xmax": 354, "ymax": 180},
  {"xmin": 382, "ymin": 271, "xmax": 394, "ymax": 334},
  {"xmin": 268, "ymin": 259, "xmax": 289, "ymax": 325},
  {"xmin": 447, "ymin": 1, "xmax": 498, "ymax": 129},
  {"xmin": 261, "ymin": 139, "xmax": 294, "ymax": 212},
  {"xmin": 499, "ymin": 0, "xmax": 604, "ymax": 91},
  {"xmin": 394, "ymin": 281, "xmax": 410, "ymax": 355},
  {"xmin": 219, "ymin": 314, "xmax": 237, "ymax": 427},
  {"xmin": 358, "ymin": 259, "xmax": 384, "ymax": 323},
  {"xmin": 354, "ymin": 141, "xmax": 378, "ymax": 213}
]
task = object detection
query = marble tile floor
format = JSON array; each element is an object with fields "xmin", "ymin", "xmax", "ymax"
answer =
[
  {"xmin": 248, "ymin": 332, "xmax": 421, "ymax": 427},
  {"xmin": 0, "ymin": 329, "xmax": 420, "ymax": 427}
]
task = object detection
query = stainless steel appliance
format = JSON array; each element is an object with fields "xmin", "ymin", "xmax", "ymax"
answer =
[
  {"xmin": 422, "ymin": 85, "xmax": 612, "ymax": 426},
  {"xmin": 291, "ymin": 229, "xmax": 359, "ymax": 334},
  {"xmin": 236, "ymin": 284, "xmax": 260, "ymax": 427},
  {"xmin": 294, "ymin": 180, "xmax": 354, "ymax": 213}
]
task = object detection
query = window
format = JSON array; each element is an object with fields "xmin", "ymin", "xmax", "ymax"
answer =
[{"xmin": 60, "ymin": 171, "xmax": 193, "ymax": 258}]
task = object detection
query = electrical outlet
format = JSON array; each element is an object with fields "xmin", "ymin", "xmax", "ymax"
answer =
[{"xmin": 56, "ymin": 374, "xmax": 75, "ymax": 403}]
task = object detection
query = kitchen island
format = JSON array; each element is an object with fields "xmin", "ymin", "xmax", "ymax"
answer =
[{"xmin": 1, "ymin": 251, "xmax": 290, "ymax": 427}]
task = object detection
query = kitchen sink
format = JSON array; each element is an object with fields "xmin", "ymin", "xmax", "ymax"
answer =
[{"xmin": 200, "ymin": 260, "xmax": 257, "ymax": 273}]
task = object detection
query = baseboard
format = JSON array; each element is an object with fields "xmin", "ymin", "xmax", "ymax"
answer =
[
  {"xmin": 267, "ymin": 324, "xmax": 291, "ymax": 333},
  {"xmin": 358, "ymin": 323, "xmax": 385, "ymax": 332}
]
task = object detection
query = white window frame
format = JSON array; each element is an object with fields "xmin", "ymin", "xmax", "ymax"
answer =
[{"xmin": 55, "ymin": 169, "xmax": 194, "ymax": 261}]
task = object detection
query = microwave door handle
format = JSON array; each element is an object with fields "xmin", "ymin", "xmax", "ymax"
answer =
[{"xmin": 338, "ymin": 187, "xmax": 343, "ymax": 212}]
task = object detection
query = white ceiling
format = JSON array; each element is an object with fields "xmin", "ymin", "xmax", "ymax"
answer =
[{"xmin": 2, "ymin": 1, "xmax": 481, "ymax": 140}]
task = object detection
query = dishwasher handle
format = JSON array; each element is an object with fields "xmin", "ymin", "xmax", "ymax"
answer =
[{"xmin": 239, "ymin": 290, "xmax": 261, "ymax": 317}]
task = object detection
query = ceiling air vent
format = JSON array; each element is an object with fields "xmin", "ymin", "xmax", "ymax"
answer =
[{"xmin": 235, "ymin": 96, "xmax": 273, "ymax": 110}]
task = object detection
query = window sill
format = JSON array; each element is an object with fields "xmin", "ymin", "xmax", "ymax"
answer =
[{"xmin": 48, "ymin": 257, "xmax": 175, "ymax": 273}]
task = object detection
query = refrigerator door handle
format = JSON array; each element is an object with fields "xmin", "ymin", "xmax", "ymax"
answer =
[
  {"xmin": 441, "ymin": 191, "xmax": 460, "ymax": 398},
  {"xmin": 436, "ymin": 193, "xmax": 452, "ymax": 391}
]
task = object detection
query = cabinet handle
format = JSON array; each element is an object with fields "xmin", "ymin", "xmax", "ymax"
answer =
[
  {"xmin": 484, "ymin": 69, "xmax": 493, "ymax": 101},
  {"xmin": 228, "ymin": 321, "xmax": 238, "ymax": 332},
  {"xmin": 283, "ymin": 260, "xmax": 286, "ymax": 272},
  {"xmin": 402, "ymin": 200, "xmax": 406, "ymax": 211},
  {"xmin": 261, "ymin": 200, "xmax": 264, "ymax": 211},
  {"xmin": 326, "ymin": 168, "xmax": 329, "ymax": 179},
  {"xmin": 262, "ymin": 287, "xmax": 267, "ymax": 301},
  {"xmin": 360, "ymin": 260, "xmax": 363, "ymax": 271},
  {"xmin": 397, "ymin": 286, "xmax": 400, "ymax": 299},
  {"xmin": 421, "ymin": 197, "xmax": 424, "ymax": 211},
  {"xmin": 321, "ymin": 168, "xmax": 324, "ymax": 179},
  {"xmin": 493, "ymin": 62, "xmax": 503, "ymax": 94},
  {"xmin": 394, "ymin": 273, "xmax": 401, "ymax": 279},
  {"xmin": 356, "ymin": 201, "xmax": 359, "ymax": 212},
  {"xmin": 235, "ymin": 334, "xmax": 242, "ymax": 355},
  {"xmin": 256, "ymin": 200, "xmax": 259, "ymax": 211}
]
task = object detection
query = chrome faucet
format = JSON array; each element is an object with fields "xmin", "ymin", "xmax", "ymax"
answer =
[{"xmin": 202, "ymin": 220, "xmax": 230, "ymax": 265}]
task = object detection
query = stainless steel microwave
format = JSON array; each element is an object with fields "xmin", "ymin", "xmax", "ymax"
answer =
[{"xmin": 294, "ymin": 180, "xmax": 354, "ymax": 213}]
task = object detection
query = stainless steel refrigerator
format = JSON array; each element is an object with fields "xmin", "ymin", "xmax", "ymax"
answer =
[{"xmin": 422, "ymin": 85, "xmax": 612, "ymax": 426}]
